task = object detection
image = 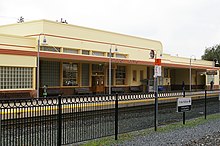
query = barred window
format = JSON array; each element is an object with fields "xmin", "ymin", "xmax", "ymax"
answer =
[
  {"xmin": 41, "ymin": 46, "xmax": 60, "ymax": 52},
  {"xmin": 92, "ymin": 51, "xmax": 104, "ymax": 56},
  {"xmin": 40, "ymin": 61, "xmax": 60, "ymax": 87},
  {"xmin": 82, "ymin": 50, "xmax": 90, "ymax": 55},
  {"xmin": 63, "ymin": 63, "xmax": 78, "ymax": 86},
  {"xmin": 116, "ymin": 66, "xmax": 126, "ymax": 85},
  {"xmin": 116, "ymin": 54, "xmax": 127, "ymax": 58},
  {"xmin": 0, "ymin": 66, "xmax": 33, "ymax": 89},
  {"xmin": 140, "ymin": 70, "xmax": 144, "ymax": 81},
  {"xmin": 81, "ymin": 64, "xmax": 90, "ymax": 86},
  {"xmin": 133, "ymin": 70, "xmax": 137, "ymax": 81},
  {"xmin": 63, "ymin": 48, "xmax": 78, "ymax": 54}
]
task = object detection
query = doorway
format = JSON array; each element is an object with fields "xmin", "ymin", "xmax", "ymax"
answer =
[{"xmin": 92, "ymin": 76, "xmax": 105, "ymax": 93}]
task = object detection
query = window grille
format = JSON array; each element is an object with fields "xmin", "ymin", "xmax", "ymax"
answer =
[{"xmin": 0, "ymin": 66, "xmax": 33, "ymax": 89}]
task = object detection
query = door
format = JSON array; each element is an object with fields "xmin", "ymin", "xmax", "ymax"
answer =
[{"xmin": 92, "ymin": 76, "xmax": 105, "ymax": 93}]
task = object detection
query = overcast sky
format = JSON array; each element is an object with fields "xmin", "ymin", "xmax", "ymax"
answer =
[{"xmin": 1, "ymin": 0, "xmax": 220, "ymax": 59}]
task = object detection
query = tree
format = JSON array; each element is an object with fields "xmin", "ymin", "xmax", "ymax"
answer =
[{"xmin": 201, "ymin": 44, "xmax": 220, "ymax": 66}]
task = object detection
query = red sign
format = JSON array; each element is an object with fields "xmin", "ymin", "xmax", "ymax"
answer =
[{"xmin": 155, "ymin": 58, "xmax": 161, "ymax": 65}]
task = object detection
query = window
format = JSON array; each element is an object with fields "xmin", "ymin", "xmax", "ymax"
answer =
[
  {"xmin": 63, "ymin": 48, "xmax": 78, "ymax": 54},
  {"xmin": 63, "ymin": 63, "xmax": 78, "ymax": 86},
  {"xmin": 81, "ymin": 64, "xmax": 90, "ymax": 86},
  {"xmin": 107, "ymin": 53, "xmax": 114, "ymax": 57},
  {"xmin": 158, "ymin": 77, "xmax": 163, "ymax": 85},
  {"xmin": 116, "ymin": 66, "xmax": 126, "ymax": 85},
  {"xmin": 40, "ymin": 61, "xmax": 60, "ymax": 87},
  {"xmin": 41, "ymin": 46, "xmax": 60, "ymax": 52},
  {"xmin": 116, "ymin": 54, "xmax": 127, "ymax": 58},
  {"xmin": 133, "ymin": 70, "xmax": 137, "ymax": 81},
  {"xmin": 164, "ymin": 68, "xmax": 169, "ymax": 78},
  {"xmin": 92, "ymin": 64, "xmax": 104, "ymax": 75},
  {"xmin": 92, "ymin": 51, "xmax": 104, "ymax": 56},
  {"xmin": 140, "ymin": 70, "xmax": 144, "ymax": 81},
  {"xmin": 0, "ymin": 66, "xmax": 33, "ymax": 89},
  {"xmin": 82, "ymin": 50, "xmax": 90, "ymax": 55}
]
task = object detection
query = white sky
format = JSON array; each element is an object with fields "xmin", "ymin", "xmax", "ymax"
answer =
[{"xmin": 1, "ymin": 0, "xmax": 220, "ymax": 59}]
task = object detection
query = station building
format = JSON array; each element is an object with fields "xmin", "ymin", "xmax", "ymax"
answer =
[{"xmin": 0, "ymin": 20, "xmax": 219, "ymax": 97}]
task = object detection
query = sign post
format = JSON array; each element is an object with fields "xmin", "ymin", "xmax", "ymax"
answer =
[
  {"xmin": 177, "ymin": 97, "xmax": 192, "ymax": 124},
  {"xmin": 154, "ymin": 58, "xmax": 161, "ymax": 131}
]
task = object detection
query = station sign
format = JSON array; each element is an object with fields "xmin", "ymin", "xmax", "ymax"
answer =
[
  {"xmin": 177, "ymin": 98, "xmax": 192, "ymax": 112},
  {"xmin": 206, "ymin": 70, "xmax": 217, "ymax": 75}
]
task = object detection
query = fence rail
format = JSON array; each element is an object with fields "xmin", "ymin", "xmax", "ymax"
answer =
[{"xmin": 0, "ymin": 90, "xmax": 219, "ymax": 146}]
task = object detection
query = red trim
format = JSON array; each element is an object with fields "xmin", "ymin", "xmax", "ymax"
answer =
[
  {"xmin": 0, "ymin": 48, "xmax": 36, "ymax": 56},
  {"xmin": 0, "ymin": 48, "xmax": 216, "ymax": 70}
]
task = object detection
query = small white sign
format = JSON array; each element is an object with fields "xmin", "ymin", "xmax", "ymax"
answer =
[
  {"xmin": 177, "ymin": 98, "xmax": 192, "ymax": 112},
  {"xmin": 154, "ymin": 65, "xmax": 161, "ymax": 77},
  {"xmin": 177, "ymin": 98, "xmax": 191, "ymax": 106}
]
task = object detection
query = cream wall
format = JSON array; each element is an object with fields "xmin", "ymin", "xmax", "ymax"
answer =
[
  {"xmin": 0, "ymin": 20, "xmax": 215, "ymax": 69},
  {"xmin": 0, "ymin": 20, "xmax": 163, "ymax": 62},
  {"xmin": 0, "ymin": 21, "xmax": 44, "ymax": 36},
  {"xmin": 163, "ymin": 54, "xmax": 213, "ymax": 68},
  {"xmin": 0, "ymin": 54, "xmax": 36, "ymax": 67},
  {"xmin": 170, "ymin": 69, "xmax": 197, "ymax": 85},
  {"xmin": 129, "ymin": 65, "xmax": 147, "ymax": 86},
  {"xmin": 0, "ymin": 34, "xmax": 36, "ymax": 52},
  {"xmin": 43, "ymin": 20, "xmax": 163, "ymax": 54},
  {"xmin": 0, "ymin": 19, "xmax": 219, "ymax": 89}
]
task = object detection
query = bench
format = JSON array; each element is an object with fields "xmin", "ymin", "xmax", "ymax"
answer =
[
  {"xmin": 75, "ymin": 88, "xmax": 93, "ymax": 95},
  {"xmin": 46, "ymin": 89, "xmax": 63, "ymax": 97},
  {"xmin": 111, "ymin": 87, "xmax": 125, "ymax": 93},
  {"xmin": 0, "ymin": 92, "xmax": 31, "ymax": 100},
  {"xmin": 130, "ymin": 86, "xmax": 143, "ymax": 93}
]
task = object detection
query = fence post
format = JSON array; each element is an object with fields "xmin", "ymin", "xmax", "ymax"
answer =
[
  {"xmin": 205, "ymin": 90, "xmax": 207, "ymax": 119},
  {"xmin": 115, "ymin": 93, "xmax": 118, "ymax": 140},
  {"xmin": 0, "ymin": 109, "xmax": 1, "ymax": 146},
  {"xmin": 183, "ymin": 90, "xmax": 185, "ymax": 124},
  {"xmin": 57, "ymin": 95, "xmax": 62, "ymax": 146}
]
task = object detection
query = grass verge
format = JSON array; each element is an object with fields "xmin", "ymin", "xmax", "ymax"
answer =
[{"xmin": 76, "ymin": 113, "xmax": 220, "ymax": 146}]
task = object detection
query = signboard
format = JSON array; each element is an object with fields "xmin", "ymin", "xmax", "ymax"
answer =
[
  {"xmin": 154, "ymin": 65, "xmax": 161, "ymax": 77},
  {"xmin": 206, "ymin": 70, "xmax": 217, "ymax": 75},
  {"xmin": 177, "ymin": 98, "xmax": 192, "ymax": 112},
  {"xmin": 155, "ymin": 58, "xmax": 161, "ymax": 65}
]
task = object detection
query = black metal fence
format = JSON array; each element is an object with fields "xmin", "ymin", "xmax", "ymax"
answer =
[{"xmin": 0, "ymin": 90, "xmax": 219, "ymax": 146}]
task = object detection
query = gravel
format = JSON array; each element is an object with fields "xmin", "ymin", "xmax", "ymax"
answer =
[{"xmin": 121, "ymin": 116, "xmax": 220, "ymax": 146}]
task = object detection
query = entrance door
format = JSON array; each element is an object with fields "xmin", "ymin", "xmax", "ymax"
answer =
[{"xmin": 92, "ymin": 76, "xmax": 105, "ymax": 93}]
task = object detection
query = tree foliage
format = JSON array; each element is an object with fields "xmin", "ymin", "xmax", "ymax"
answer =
[{"xmin": 201, "ymin": 44, "xmax": 220, "ymax": 65}]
